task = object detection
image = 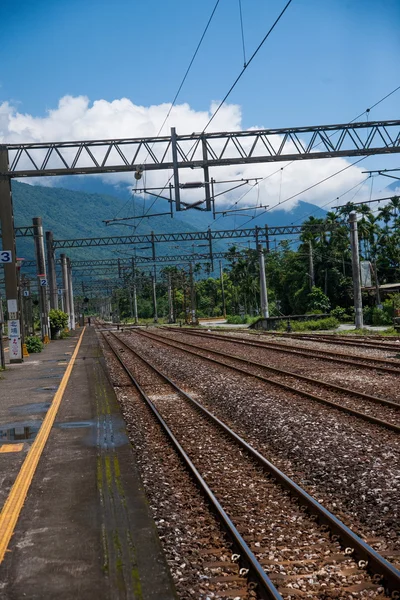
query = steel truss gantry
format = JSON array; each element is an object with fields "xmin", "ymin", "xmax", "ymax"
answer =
[
  {"xmin": 3, "ymin": 120, "xmax": 400, "ymax": 181},
  {"xmin": 53, "ymin": 224, "xmax": 314, "ymax": 249}
]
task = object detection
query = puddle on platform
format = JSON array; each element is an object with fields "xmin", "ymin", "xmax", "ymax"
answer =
[
  {"xmin": 56, "ymin": 421, "xmax": 94, "ymax": 429},
  {"xmin": 10, "ymin": 402, "xmax": 51, "ymax": 416},
  {"xmin": 35, "ymin": 386, "xmax": 59, "ymax": 392},
  {"xmin": 0, "ymin": 422, "xmax": 41, "ymax": 443}
]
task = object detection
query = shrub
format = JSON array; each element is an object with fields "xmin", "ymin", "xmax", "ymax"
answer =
[
  {"xmin": 49, "ymin": 309, "xmax": 69, "ymax": 331},
  {"xmin": 26, "ymin": 336, "xmax": 44, "ymax": 353},
  {"xmin": 226, "ymin": 314, "xmax": 246, "ymax": 324},
  {"xmin": 307, "ymin": 286, "xmax": 331, "ymax": 313},
  {"xmin": 330, "ymin": 306, "xmax": 347, "ymax": 321},
  {"xmin": 279, "ymin": 317, "xmax": 339, "ymax": 332}
]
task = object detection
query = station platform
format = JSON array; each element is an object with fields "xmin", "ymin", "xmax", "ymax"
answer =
[{"xmin": 0, "ymin": 327, "xmax": 176, "ymax": 600}]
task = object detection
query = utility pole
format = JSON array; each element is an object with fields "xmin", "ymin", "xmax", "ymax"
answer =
[
  {"xmin": 131, "ymin": 257, "xmax": 138, "ymax": 324},
  {"xmin": 0, "ymin": 147, "xmax": 22, "ymax": 362},
  {"xmin": 168, "ymin": 272, "xmax": 174, "ymax": 323},
  {"xmin": 33, "ymin": 217, "xmax": 50, "ymax": 342},
  {"xmin": 133, "ymin": 281, "xmax": 138, "ymax": 324},
  {"xmin": 46, "ymin": 231, "xmax": 58, "ymax": 309},
  {"xmin": 308, "ymin": 240, "xmax": 315, "ymax": 289},
  {"xmin": 60, "ymin": 254, "xmax": 71, "ymax": 326},
  {"xmin": 349, "ymin": 212, "xmax": 363, "ymax": 329},
  {"xmin": 0, "ymin": 295, "xmax": 5, "ymax": 369},
  {"xmin": 189, "ymin": 262, "xmax": 197, "ymax": 325},
  {"xmin": 373, "ymin": 261, "xmax": 381, "ymax": 307},
  {"xmin": 258, "ymin": 244, "xmax": 269, "ymax": 318},
  {"xmin": 67, "ymin": 257, "xmax": 75, "ymax": 329},
  {"xmin": 219, "ymin": 261, "xmax": 226, "ymax": 318},
  {"xmin": 152, "ymin": 266, "xmax": 158, "ymax": 323}
]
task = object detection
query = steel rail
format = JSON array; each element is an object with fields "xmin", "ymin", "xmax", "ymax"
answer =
[
  {"xmin": 166, "ymin": 327, "xmax": 400, "ymax": 375},
  {"xmin": 135, "ymin": 329, "xmax": 400, "ymax": 434},
  {"xmin": 105, "ymin": 329, "xmax": 400, "ymax": 597},
  {"xmin": 153, "ymin": 329, "xmax": 400, "ymax": 411},
  {"xmin": 260, "ymin": 331, "xmax": 400, "ymax": 352},
  {"xmin": 101, "ymin": 331, "xmax": 282, "ymax": 600}
]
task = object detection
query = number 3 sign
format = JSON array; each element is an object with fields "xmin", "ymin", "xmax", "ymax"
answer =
[{"xmin": 0, "ymin": 251, "xmax": 12, "ymax": 263}]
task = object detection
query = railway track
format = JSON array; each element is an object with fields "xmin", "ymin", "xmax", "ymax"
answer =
[
  {"xmin": 256, "ymin": 332, "xmax": 400, "ymax": 353},
  {"xmin": 165, "ymin": 327, "xmax": 400, "ymax": 376},
  {"xmin": 131, "ymin": 328, "xmax": 400, "ymax": 434},
  {"xmin": 103, "ymin": 329, "xmax": 400, "ymax": 599}
]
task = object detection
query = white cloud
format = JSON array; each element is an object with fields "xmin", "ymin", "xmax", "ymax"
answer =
[{"xmin": 0, "ymin": 95, "xmax": 374, "ymax": 211}]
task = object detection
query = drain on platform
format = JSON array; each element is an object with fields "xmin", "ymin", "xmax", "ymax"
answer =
[{"xmin": 56, "ymin": 421, "xmax": 94, "ymax": 429}]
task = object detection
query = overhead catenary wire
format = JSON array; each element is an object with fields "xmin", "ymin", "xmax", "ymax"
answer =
[
  {"xmin": 195, "ymin": 0, "xmax": 293, "ymax": 138},
  {"xmin": 211, "ymin": 84, "xmax": 400, "ymax": 224},
  {"xmin": 109, "ymin": 0, "xmax": 221, "ymax": 228}
]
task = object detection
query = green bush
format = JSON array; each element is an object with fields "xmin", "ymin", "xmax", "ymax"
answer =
[
  {"xmin": 279, "ymin": 317, "xmax": 339, "ymax": 332},
  {"xmin": 371, "ymin": 307, "xmax": 393, "ymax": 326},
  {"xmin": 330, "ymin": 306, "xmax": 347, "ymax": 321},
  {"xmin": 225, "ymin": 314, "xmax": 246, "ymax": 324},
  {"xmin": 49, "ymin": 309, "xmax": 69, "ymax": 331},
  {"xmin": 26, "ymin": 336, "xmax": 44, "ymax": 353}
]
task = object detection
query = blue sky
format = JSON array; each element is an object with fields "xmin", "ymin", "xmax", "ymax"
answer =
[
  {"xmin": 0, "ymin": 0, "xmax": 399, "ymax": 211},
  {"xmin": 1, "ymin": 0, "xmax": 399, "ymax": 125}
]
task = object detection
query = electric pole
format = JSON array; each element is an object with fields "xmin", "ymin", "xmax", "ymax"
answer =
[
  {"xmin": 67, "ymin": 257, "xmax": 75, "ymax": 329},
  {"xmin": 152, "ymin": 266, "xmax": 158, "ymax": 323},
  {"xmin": 349, "ymin": 212, "xmax": 363, "ymax": 329},
  {"xmin": 168, "ymin": 272, "xmax": 174, "ymax": 323},
  {"xmin": 46, "ymin": 231, "xmax": 58, "ymax": 309},
  {"xmin": 258, "ymin": 245, "xmax": 269, "ymax": 318},
  {"xmin": 219, "ymin": 261, "xmax": 226, "ymax": 318},
  {"xmin": 0, "ymin": 147, "xmax": 22, "ymax": 362},
  {"xmin": 189, "ymin": 262, "xmax": 197, "ymax": 325},
  {"xmin": 33, "ymin": 217, "xmax": 50, "ymax": 342},
  {"xmin": 309, "ymin": 240, "xmax": 315, "ymax": 289},
  {"xmin": 60, "ymin": 254, "xmax": 71, "ymax": 326}
]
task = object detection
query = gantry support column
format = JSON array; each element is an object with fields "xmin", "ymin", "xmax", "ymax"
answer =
[
  {"xmin": 67, "ymin": 257, "xmax": 75, "ymax": 330},
  {"xmin": 46, "ymin": 231, "xmax": 58, "ymax": 309},
  {"xmin": 60, "ymin": 254, "xmax": 71, "ymax": 326},
  {"xmin": 258, "ymin": 244, "xmax": 269, "ymax": 319},
  {"xmin": 0, "ymin": 147, "xmax": 23, "ymax": 362},
  {"xmin": 349, "ymin": 212, "xmax": 363, "ymax": 329},
  {"xmin": 33, "ymin": 217, "xmax": 50, "ymax": 342},
  {"xmin": 152, "ymin": 266, "xmax": 158, "ymax": 324}
]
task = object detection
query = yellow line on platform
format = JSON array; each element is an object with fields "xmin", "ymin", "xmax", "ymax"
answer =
[{"xmin": 0, "ymin": 327, "xmax": 86, "ymax": 563}]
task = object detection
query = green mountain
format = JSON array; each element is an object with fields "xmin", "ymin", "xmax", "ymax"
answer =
[
  {"xmin": 12, "ymin": 181, "xmax": 204, "ymax": 264},
  {"xmin": 10, "ymin": 180, "xmax": 328, "ymax": 280}
]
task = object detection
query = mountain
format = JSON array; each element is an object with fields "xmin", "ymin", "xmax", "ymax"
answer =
[{"xmin": 11, "ymin": 180, "xmax": 327, "ymax": 275}]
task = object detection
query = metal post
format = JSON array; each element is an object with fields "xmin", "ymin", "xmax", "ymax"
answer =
[
  {"xmin": 60, "ymin": 254, "xmax": 70, "ymax": 326},
  {"xmin": 0, "ymin": 295, "xmax": 5, "ymax": 369},
  {"xmin": 219, "ymin": 261, "xmax": 226, "ymax": 318},
  {"xmin": 171, "ymin": 127, "xmax": 181, "ymax": 211},
  {"xmin": 349, "ymin": 212, "xmax": 363, "ymax": 329},
  {"xmin": 152, "ymin": 266, "xmax": 158, "ymax": 323},
  {"xmin": 265, "ymin": 225, "xmax": 270, "ymax": 253},
  {"xmin": 131, "ymin": 257, "xmax": 138, "ymax": 324},
  {"xmin": 67, "ymin": 257, "xmax": 75, "ymax": 330},
  {"xmin": 258, "ymin": 244, "xmax": 269, "ymax": 318},
  {"xmin": 0, "ymin": 147, "xmax": 23, "ymax": 362},
  {"xmin": 133, "ymin": 282, "xmax": 138, "ymax": 324},
  {"xmin": 33, "ymin": 217, "xmax": 50, "ymax": 342},
  {"xmin": 168, "ymin": 272, "xmax": 174, "ymax": 323},
  {"xmin": 309, "ymin": 240, "xmax": 315, "ymax": 289},
  {"xmin": 46, "ymin": 231, "xmax": 58, "ymax": 309},
  {"xmin": 202, "ymin": 136, "xmax": 212, "ymax": 211},
  {"xmin": 189, "ymin": 262, "xmax": 197, "ymax": 325},
  {"xmin": 208, "ymin": 227, "xmax": 214, "ymax": 272},
  {"xmin": 373, "ymin": 261, "xmax": 381, "ymax": 307}
]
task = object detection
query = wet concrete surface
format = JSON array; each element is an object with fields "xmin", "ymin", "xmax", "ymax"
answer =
[{"xmin": 0, "ymin": 327, "xmax": 176, "ymax": 600}]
